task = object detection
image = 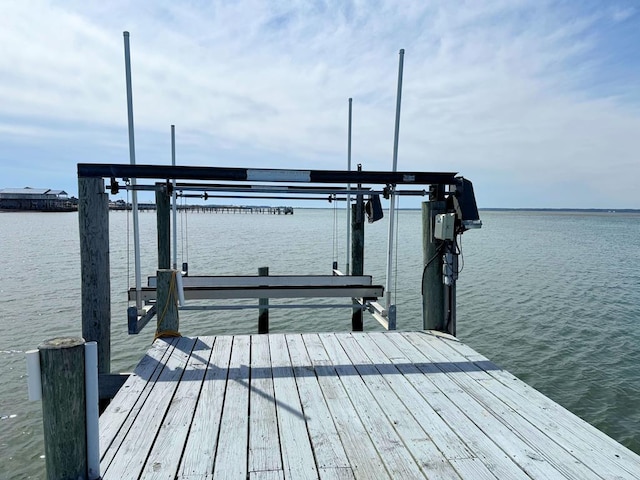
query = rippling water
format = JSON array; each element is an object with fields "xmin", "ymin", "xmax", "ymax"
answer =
[{"xmin": 1, "ymin": 209, "xmax": 639, "ymax": 478}]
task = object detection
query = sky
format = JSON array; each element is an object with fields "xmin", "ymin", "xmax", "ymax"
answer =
[{"xmin": 1, "ymin": 0, "xmax": 639, "ymax": 209}]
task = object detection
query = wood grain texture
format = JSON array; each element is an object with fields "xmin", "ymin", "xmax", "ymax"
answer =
[
  {"xmin": 98, "ymin": 332, "xmax": 640, "ymax": 480},
  {"xmin": 39, "ymin": 337, "xmax": 87, "ymax": 480},
  {"xmin": 78, "ymin": 176, "xmax": 110, "ymax": 374}
]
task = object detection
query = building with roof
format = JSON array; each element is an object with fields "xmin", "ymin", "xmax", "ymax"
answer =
[{"xmin": 0, "ymin": 188, "xmax": 77, "ymax": 211}]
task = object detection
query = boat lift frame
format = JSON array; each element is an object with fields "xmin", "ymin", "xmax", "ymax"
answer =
[{"xmin": 79, "ymin": 163, "xmax": 464, "ymax": 334}]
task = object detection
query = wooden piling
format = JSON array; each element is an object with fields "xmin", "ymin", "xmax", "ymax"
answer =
[
  {"xmin": 78, "ymin": 176, "xmax": 110, "ymax": 374},
  {"xmin": 39, "ymin": 337, "xmax": 87, "ymax": 480},
  {"xmin": 156, "ymin": 269, "xmax": 180, "ymax": 337},
  {"xmin": 351, "ymin": 183, "xmax": 365, "ymax": 331},
  {"xmin": 156, "ymin": 184, "xmax": 171, "ymax": 270},
  {"xmin": 258, "ymin": 266, "xmax": 269, "ymax": 334},
  {"xmin": 422, "ymin": 189, "xmax": 446, "ymax": 331}
]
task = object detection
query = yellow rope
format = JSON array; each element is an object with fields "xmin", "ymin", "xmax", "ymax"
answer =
[{"xmin": 155, "ymin": 270, "xmax": 181, "ymax": 340}]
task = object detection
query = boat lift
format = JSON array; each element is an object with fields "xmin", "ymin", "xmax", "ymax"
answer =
[{"xmin": 80, "ymin": 162, "xmax": 480, "ymax": 336}]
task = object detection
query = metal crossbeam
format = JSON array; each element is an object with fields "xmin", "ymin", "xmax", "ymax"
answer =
[{"xmin": 78, "ymin": 163, "xmax": 457, "ymax": 186}]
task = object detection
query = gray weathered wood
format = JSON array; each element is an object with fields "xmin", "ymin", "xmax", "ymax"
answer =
[
  {"xmin": 179, "ymin": 336, "xmax": 233, "ymax": 477},
  {"xmin": 156, "ymin": 184, "xmax": 171, "ymax": 270},
  {"xmin": 78, "ymin": 176, "xmax": 110, "ymax": 374},
  {"xmin": 422, "ymin": 199, "xmax": 445, "ymax": 331},
  {"xmin": 302, "ymin": 333, "xmax": 389, "ymax": 479},
  {"xmin": 285, "ymin": 334, "xmax": 352, "ymax": 472},
  {"xmin": 374, "ymin": 332, "xmax": 531, "ymax": 479},
  {"xmin": 102, "ymin": 337, "xmax": 196, "ymax": 480},
  {"xmin": 269, "ymin": 334, "xmax": 318, "ymax": 479},
  {"xmin": 143, "ymin": 337, "xmax": 213, "ymax": 479},
  {"xmin": 98, "ymin": 332, "xmax": 640, "ymax": 479},
  {"xmin": 437, "ymin": 336, "xmax": 640, "ymax": 478},
  {"xmin": 99, "ymin": 338, "xmax": 176, "ymax": 464},
  {"xmin": 156, "ymin": 269, "xmax": 179, "ymax": 336},
  {"xmin": 344, "ymin": 333, "xmax": 462, "ymax": 479},
  {"xmin": 213, "ymin": 335, "xmax": 251, "ymax": 480},
  {"xmin": 39, "ymin": 337, "xmax": 87, "ymax": 480},
  {"xmin": 258, "ymin": 267, "xmax": 269, "ymax": 333},
  {"xmin": 320, "ymin": 333, "xmax": 426, "ymax": 479},
  {"xmin": 248, "ymin": 334, "xmax": 281, "ymax": 474}
]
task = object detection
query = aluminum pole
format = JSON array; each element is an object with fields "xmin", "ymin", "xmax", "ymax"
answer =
[
  {"xmin": 385, "ymin": 49, "xmax": 404, "ymax": 312},
  {"xmin": 171, "ymin": 125, "xmax": 177, "ymax": 270},
  {"xmin": 123, "ymin": 31, "xmax": 142, "ymax": 310},
  {"xmin": 345, "ymin": 98, "xmax": 352, "ymax": 275}
]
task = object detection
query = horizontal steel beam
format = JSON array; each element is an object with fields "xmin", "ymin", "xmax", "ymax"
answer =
[{"xmin": 78, "ymin": 163, "xmax": 458, "ymax": 185}]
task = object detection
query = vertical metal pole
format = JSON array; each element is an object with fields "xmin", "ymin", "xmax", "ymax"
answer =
[
  {"xmin": 171, "ymin": 125, "xmax": 178, "ymax": 270},
  {"xmin": 123, "ymin": 31, "xmax": 142, "ymax": 310},
  {"xmin": 345, "ymin": 98, "xmax": 352, "ymax": 275},
  {"xmin": 385, "ymin": 48, "xmax": 405, "ymax": 311}
]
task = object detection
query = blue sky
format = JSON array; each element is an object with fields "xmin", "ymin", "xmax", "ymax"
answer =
[{"xmin": 1, "ymin": 0, "xmax": 639, "ymax": 208}]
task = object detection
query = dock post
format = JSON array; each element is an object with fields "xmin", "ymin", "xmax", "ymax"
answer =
[
  {"xmin": 258, "ymin": 266, "xmax": 269, "ymax": 334},
  {"xmin": 78, "ymin": 176, "xmax": 110, "ymax": 374},
  {"xmin": 351, "ymin": 166, "xmax": 365, "ymax": 331},
  {"xmin": 156, "ymin": 269, "xmax": 180, "ymax": 336},
  {"xmin": 39, "ymin": 337, "xmax": 88, "ymax": 480},
  {"xmin": 422, "ymin": 185, "xmax": 446, "ymax": 331},
  {"xmin": 156, "ymin": 183, "xmax": 171, "ymax": 270}
]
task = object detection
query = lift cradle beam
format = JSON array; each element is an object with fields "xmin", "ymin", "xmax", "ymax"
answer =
[{"xmin": 78, "ymin": 163, "xmax": 458, "ymax": 186}]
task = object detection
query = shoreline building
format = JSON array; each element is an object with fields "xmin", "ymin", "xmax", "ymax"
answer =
[{"xmin": 0, "ymin": 188, "xmax": 77, "ymax": 212}]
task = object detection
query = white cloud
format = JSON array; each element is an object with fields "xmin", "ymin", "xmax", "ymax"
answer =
[{"xmin": 0, "ymin": 0, "xmax": 638, "ymax": 207}]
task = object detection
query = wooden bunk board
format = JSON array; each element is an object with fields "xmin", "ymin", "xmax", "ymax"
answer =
[{"xmin": 128, "ymin": 275, "xmax": 383, "ymax": 302}]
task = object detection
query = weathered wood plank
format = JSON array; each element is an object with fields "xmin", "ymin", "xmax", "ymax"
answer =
[
  {"xmin": 142, "ymin": 336, "xmax": 214, "ymax": 479},
  {"xmin": 212, "ymin": 335, "xmax": 251, "ymax": 480},
  {"xmin": 102, "ymin": 336, "xmax": 197, "ymax": 480},
  {"xmin": 269, "ymin": 333, "xmax": 318, "ymax": 479},
  {"xmin": 345, "ymin": 333, "xmax": 462, "ymax": 479},
  {"xmin": 406, "ymin": 332, "xmax": 601, "ymax": 479},
  {"xmin": 302, "ymin": 333, "xmax": 389, "ymax": 479},
  {"xmin": 98, "ymin": 332, "xmax": 640, "ymax": 480},
  {"xmin": 100, "ymin": 338, "xmax": 176, "ymax": 466},
  {"xmin": 39, "ymin": 337, "xmax": 87, "ymax": 480},
  {"xmin": 79, "ymin": 176, "xmax": 111, "ymax": 374},
  {"xmin": 248, "ymin": 334, "xmax": 282, "ymax": 474},
  {"xmin": 317, "ymin": 467, "xmax": 358, "ymax": 480},
  {"xmin": 249, "ymin": 470, "xmax": 285, "ymax": 480},
  {"xmin": 435, "ymin": 334, "xmax": 640, "ymax": 478},
  {"xmin": 372, "ymin": 332, "xmax": 531, "ymax": 480},
  {"xmin": 319, "ymin": 333, "xmax": 426, "ymax": 479},
  {"xmin": 396, "ymin": 332, "xmax": 583, "ymax": 479},
  {"xmin": 285, "ymin": 334, "xmax": 352, "ymax": 473},
  {"xmin": 179, "ymin": 336, "xmax": 233, "ymax": 477}
]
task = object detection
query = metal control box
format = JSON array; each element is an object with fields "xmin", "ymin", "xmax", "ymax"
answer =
[{"xmin": 434, "ymin": 213, "xmax": 456, "ymax": 241}]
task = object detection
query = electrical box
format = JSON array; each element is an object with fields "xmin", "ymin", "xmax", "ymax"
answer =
[{"xmin": 434, "ymin": 213, "xmax": 456, "ymax": 241}]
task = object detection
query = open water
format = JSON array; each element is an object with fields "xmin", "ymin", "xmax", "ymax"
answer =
[{"xmin": 0, "ymin": 208, "xmax": 639, "ymax": 478}]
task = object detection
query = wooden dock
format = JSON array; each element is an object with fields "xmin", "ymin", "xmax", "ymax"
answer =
[{"xmin": 98, "ymin": 331, "xmax": 640, "ymax": 479}]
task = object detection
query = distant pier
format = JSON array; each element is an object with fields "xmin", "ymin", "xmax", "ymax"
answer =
[{"xmin": 109, "ymin": 201, "xmax": 293, "ymax": 214}]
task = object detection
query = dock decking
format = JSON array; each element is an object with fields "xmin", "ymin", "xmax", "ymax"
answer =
[{"xmin": 99, "ymin": 331, "xmax": 640, "ymax": 479}]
